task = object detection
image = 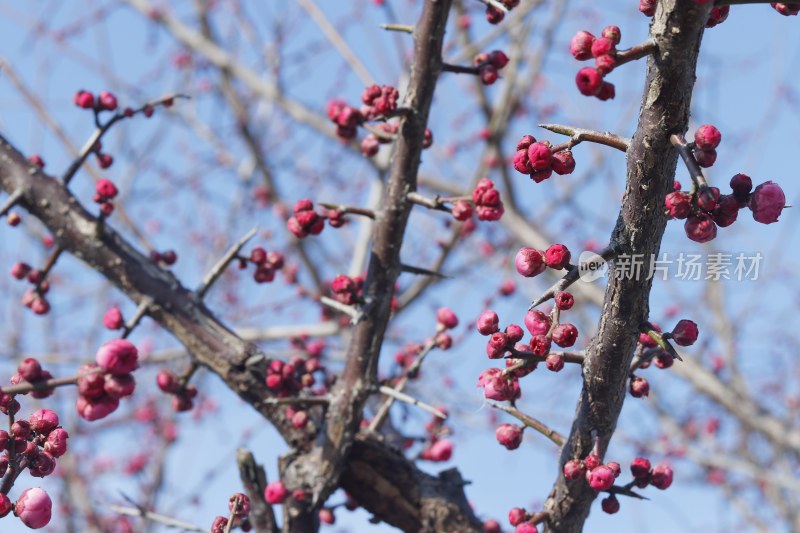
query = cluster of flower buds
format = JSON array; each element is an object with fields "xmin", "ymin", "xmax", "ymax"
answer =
[
  {"xmin": 360, "ymin": 84, "xmax": 399, "ymax": 119},
  {"xmin": 433, "ymin": 307, "xmax": 459, "ymax": 350},
  {"xmin": 149, "ymin": 249, "xmax": 178, "ymax": 266},
  {"xmin": 242, "ymin": 246, "xmax": 285, "ymax": 284},
  {"xmin": 94, "ymin": 178, "xmax": 119, "ymax": 216},
  {"xmin": 666, "ymin": 126, "xmax": 786, "ymax": 243},
  {"xmin": 419, "ymin": 410, "xmax": 453, "ymax": 462},
  {"xmin": 485, "ymin": 0, "xmax": 520, "ymax": 25},
  {"xmin": 570, "ymin": 26, "xmax": 620, "ymax": 100},
  {"xmin": 73, "ymin": 89, "xmax": 119, "ymax": 113},
  {"xmin": 12, "ymin": 263, "xmax": 51, "ymax": 316},
  {"xmin": 513, "ymin": 135, "xmax": 576, "ymax": 183},
  {"xmin": 471, "ymin": 178, "xmax": 505, "ymax": 221},
  {"xmin": 156, "ymin": 369, "xmax": 199, "ymax": 412},
  {"xmin": 211, "ymin": 493, "xmax": 252, "ymax": 533},
  {"xmin": 361, "ymin": 121, "xmax": 398, "ymax": 157},
  {"xmin": 6, "ymin": 359, "xmax": 55, "ymax": 405},
  {"xmin": 265, "ymin": 357, "xmax": 321, "ymax": 397},
  {"xmin": 515, "ymin": 243, "xmax": 572, "ymax": 277},
  {"xmin": 77, "ymin": 339, "xmax": 138, "ymax": 421},
  {"xmin": 630, "ymin": 319, "xmax": 698, "ymax": 397},
  {"xmin": 287, "ymin": 199, "xmax": 326, "ymax": 239},
  {"xmin": 0, "ymin": 408, "xmax": 68, "ymax": 491},
  {"xmin": 331, "ymin": 274, "xmax": 362, "ymax": 306},
  {"xmin": 473, "ymin": 50, "xmax": 509, "ymax": 85}
]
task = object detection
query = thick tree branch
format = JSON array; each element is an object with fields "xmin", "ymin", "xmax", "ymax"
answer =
[{"xmin": 542, "ymin": 2, "xmax": 712, "ymax": 531}]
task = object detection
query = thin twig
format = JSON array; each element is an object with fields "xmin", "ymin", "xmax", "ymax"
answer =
[
  {"xmin": 377, "ymin": 385, "xmax": 447, "ymax": 419},
  {"xmin": 670, "ymin": 132, "xmax": 711, "ymax": 196},
  {"xmin": 540, "ymin": 124, "xmax": 630, "ymax": 153},
  {"xmin": 406, "ymin": 191, "xmax": 452, "ymax": 212},
  {"xmin": 0, "ymin": 188, "xmax": 23, "ymax": 218},
  {"xmin": 380, "ymin": 23, "xmax": 414, "ymax": 33},
  {"xmin": 105, "ymin": 503, "xmax": 206, "ymax": 532},
  {"xmin": 319, "ymin": 296, "xmax": 360, "ymax": 319},
  {"xmin": 318, "ymin": 203, "xmax": 376, "ymax": 219},
  {"xmin": 121, "ymin": 296, "xmax": 154, "ymax": 339},
  {"xmin": 487, "ymin": 401, "xmax": 566, "ymax": 447},
  {"xmin": 529, "ymin": 246, "xmax": 617, "ymax": 309},
  {"xmin": 442, "ymin": 63, "xmax": 481, "ymax": 75},
  {"xmin": 399, "ymin": 263, "xmax": 448, "ymax": 278},
  {"xmin": 196, "ymin": 227, "xmax": 258, "ymax": 299},
  {"xmin": 615, "ymin": 39, "xmax": 657, "ymax": 68},
  {"xmin": 477, "ymin": 0, "xmax": 509, "ymax": 13}
]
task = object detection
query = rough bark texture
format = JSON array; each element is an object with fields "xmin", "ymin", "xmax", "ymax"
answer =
[
  {"xmin": 542, "ymin": 2, "xmax": 712, "ymax": 531},
  {"xmin": 280, "ymin": 0, "xmax": 458, "ymax": 530}
]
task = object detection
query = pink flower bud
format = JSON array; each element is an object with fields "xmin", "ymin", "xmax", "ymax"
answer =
[
  {"xmin": 584, "ymin": 454, "xmax": 601, "ymax": 470},
  {"xmin": 596, "ymin": 81, "xmax": 615, "ymax": 101},
  {"xmin": 545, "ymin": 353, "xmax": 564, "ymax": 372},
  {"xmin": 0, "ymin": 493, "xmax": 10, "ymax": 518},
  {"xmin": 545, "ymin": 244, "xmax": 571, "ymax": 270},
  {"xmin": 495, "ymin": 423, "xmax": 523, "ymax": 450},
  {"xmin": 103, "ymin": 307, "xmax": 124, "ymax": 330},
  {"xmin": 575, "ymin": 67, "xmax": 603, "ymax": 96},
  {"xmin": 11, "ymin": 262, "xmax": 31, "ymax": 280},
  {"xmin": 629, "ymin": 376, "xmax": 650, "ymax": 398},
  {"xmin": 44, "ymin": 428, "xmax": 69, "ymax": 457},
  {"xmin": 749, "ymin": 181, "xmax": 785, "ymax": 224},
  {"xmin": 526, "ymin": 142, "xmax": 552, "ymax": 172},
  {"xmin": 606, "ymin": 462, "xmax": 621, "ymax": 478},
  {"xmin": 706, "ymin": 6, "xmax": 730, "ymax": 27},
  {"xmin": 684, "ymin": 214, "xmax": 717, "ymax": 243},
  {"xmin": 515, "ymin": 523, "xmax": 538, "ymax": 533},
  {"xmin": 694, "ymin": 149, "xmax": 717, "ymax": 168},
  {"xmin": 630, "ymin": 457, "xmax": 651, "ymax": 478},
  {"xmin": 601, "ymin": 25, "xmax": 621, "ymax": 44},
  {"xmin": 28, "ymin": 409, "xmax": 59, "ymax": 435},
  {"xmin": 104, "ymin": 373, "xmax": 136, "ymax": 399},
  {"xmin": 211, "ymin": 516, "xmax": 228, "ymax": 533},
  {"xmin": 95, "ymin": 339, "xmax": 139, "ymax": 375},
  {"xmin": 665, "ymin": 191, "xmax": 692, "ymax": 219},
  {"xmin": 671, "ymin": 319, "xmax": 698, "ymax": 346},
  {"xmin": 76, "ymin": 394, "xmax": 120, "ymax": 421},
  {"xmin": 484, "ymin": 519, "xmax": 502, "ymax": 533},
  {"xmin": 74, "ymin": 90, "xmax": 95, "ymax": 109},
  {"xmin": 529, "ymin": 334, "xmax": 551, "ymax": 357},
  {"xmin": 515, "ymin": 248, "xmax": 546, "ymax": 277},
  {"xmin": 505, "ymin": 324, "xmax": 524, "ymax": 344},
  {"xmin": 601, "ymin": 495, "xmax": 620, "ymax": 514},
  {"xmin": 552, "ymin": 324, "xmax": 578, "ymax": 348},
  {"xmin": 479, "ymin": 64, "xmax": 499, "ymax": 85},
  {"xmin": 361, "ymin": 134, "xmax": 380, "ymax": 157},
  {"xmin": 96, "ymin": 153, "xmax": 114, "ymax": 169},
  {"xmin": 524, "ymin": 310, "xmax": 551, "ymax": 336},
  {"xmin": 436, "ymin": 307, "xmax": 459, "ymax": 329},
  {"xmin": 588, "ymin": 465, "xmax": 615, "ymax": 491},
  {"xmin": 569, "ymin": 30, "xmax": 595, "ymax": 60},
  {"xmin": 591, "ymin": 37, "xmax": 616, "ymax": 58},
  {"xmin": 17, "ymin": 358, "xmax": 43, "ymax": 382},
  {"xmin": 477, "ymin": 368, "xmax": 517, "ymax": 402},
  {"xmin": 229, "ymin": 493, "xmax": 251, "ymax": 518},
  {"xmin": 451, "ymin": 200, "xmax": 473, "ymax": 221},
  {"xmin": 563, "ymin": 459, "xmax": 585, "ymax": 480},
  {"xmin": 98, "ymin": 91, "xmax": 118, "ymax": 111},
  {"xmin": 551, "ymin": 150, "xmax": 576, "ymax": 175},
  {"xmin": 427, "ymin": 438, "xmax": 453, "ymax": 461},
  {"xmin": 476, "ymin": 310, "xmax": 500, "ymax": 335},
  {"xmin": 513, "ymin": 149, "xmax": 533, "ymax": 174},
  {"xmin": 516, "ymin": 135, "xmax": 536, "ymax": 151},
  {"xmin": 773, "ymin": 3, "xmax": 800, "ymax": 16},
  {"xmin": 651, "ymin": 464, "xmax": 674, "ymax": 489},
  {"xmin": 554, "ymin": 291, "xmax": 574, "ymax": 310},
  {"xmin": 730, "ymin": 173, "xmax": 752, "ymax": 197},
  {"xmin": 264, "ymin": 481, "xmax": 288, "ymax": 504},
  {"xmin": 694, "ymin": 124, "xmax": 721, "ymax": 151},
  {"xmin": 14, "ymin": 487, "xmax": 52, "ymax": 529},
  {"xmin": 508, "ymin": 507, "xmax": 527, "ymax": 526},
  {"xmin": 489, "ymin": 50, "xmax": 509, "ymax": 69}
]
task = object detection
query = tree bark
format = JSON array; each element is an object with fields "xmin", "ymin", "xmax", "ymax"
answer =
[{"xmin": 542, "ymin": 1, "xmax": 712, "ymax": 530}]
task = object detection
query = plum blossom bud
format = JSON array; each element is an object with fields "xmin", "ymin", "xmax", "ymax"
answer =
[
  {"xmin": 554, "ymin": 292, "xmax": 574, "ymax": 310},
  {"xmin": 104, "ymin": 374, "xmax": 136, "ymax": 399},
  {"xmin": 569, "ymin": 30, "xmax": 595, "ymax": 60},
  {"xmin": 96, "ymin": 179, "xmax": 118, "ymax": 200},
  {"xmin": 495, "ymin": 424, "xmax": 523, "ymax": 450},
  {"xmin": 629, "ymin": 376, "xmax": 650, "ymax": 398},
  {"xmin": 28, "ymin": 409, "xmax": 59, "ymax": 435},
  {"xmin": 264, "ymin": 481, "xmax": 288, "ymax": 504},
  {"xmin": 0, "ymin": 493, "xmax": 10, "ymax": 518},
  {"xmin": 95, "ymin": 339, "xmax": 139, "ymax": 375},
  {"xmin": 76, "ymin": 394, "xmax": 120, "ymax": 421},
  {"xmin": 601, "ymin": 495, "xmax": 620, "ymax": 514},
  {"xmin": 524, "ymin": 310, "xmax": 551, "ymax": 336},
  {"xmin": 545, "ymin": 354, "xmax": 564, "ymax": 372},
  {"xmin": 575, "ymin": 67, "xmax": 603, "ymax": 96},
  {"xmin": 44, "ymin": 428, "xmax": 69, "ymax": 457},
  {"xmin": 451, "ymin": 200, "xmax": 473, "ymax": 221},
  {"xmin": 529, "ymin": 335, "xmax": 551, "ymax": 357},
  {"xmin": 14, "ymin": 487, "xmax": 52, "ymax": 529},
  {"xmin": 563, "ymin": 459, "xmax": 585, "ymax": 480},
  {"xmin": 665, "ymin": 191, "xmax": 692, "ymax": 219},
  {"xmin": 436, "ymin": 308, "xmax": 459, "ymax": 329},
  {"xmin": 651, "ymin": 464, "xmax": 674, "ymax": 489},
  {"xmin": 551, "ymin": 150, "xmax": 576, "ymax": 175},
  {"xmin": 103, "ymin": 307, "xmax": 124, "ymax": 330},
  {"xmin": 526, "ymin": 142, "xmax": 552, "ymax": 172},
  {"xmin": 730, "ymin": 173, "xmax": 752, "ymax": 197},
  {"xmin": 427, "ymin": 439, "xmax": 453, "ymax": 461},
  {"xmin": 515, "ymin": 248, "xmax": 546, "ymax": 277},
  {"xmin": 749, "ymin": 181, "xmax": 785, "ymax": 224},
  {"xmin": 17, "ymin": 358, "xmax": 43, "ymax": 382},
  {"xmin": 671, "ymin": 319, "xmax": 698, "ymax": 346},
  {"xmin": 591, "ymin": 37, "xmax": 616, "ymax": 58},
  {"xmin": 684, "ymin": 214, "xmax": 717, "ymax": 243},
  {"xmin": 630, "ymin": 457, "xmax": 651, "ymax": 478},
  {"xmin": 484, "ymin": 519, "xmax": 502, "ymax": 533},
  {"xmin": 211, "ymin": 516, "xmax": 228, "ymax": 533},
  {"xmin": 513, "ymin": 150, "xmax": 533, "ymax": 174},
  {"xmin": 319, "ymin": 508, "xmax": 336, "ymax": 524},
  {"xmin": 588, "ymin": 465, "xmax": 615, "ymax": 491},
  {"xmin": 508, "ymin": 507, "xmax": 527, "ymax": 526},
  {"xmin": 545, "ymin": 244, "xmax": 571, "ymax": 270},
  {"xmin": 515, "ymin": 523, "xmax": 538, "ymax": 533},
  {"xmin": 694, "ymin": 124, "xmax": 721, "ymax": 151},
  {"xmin": 476, "ymin": 310, "xmax": 500, "ymax": 335},
  {"xmin": 229, "ymin": 493, "xmax": 251, "ymax": 518}
]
